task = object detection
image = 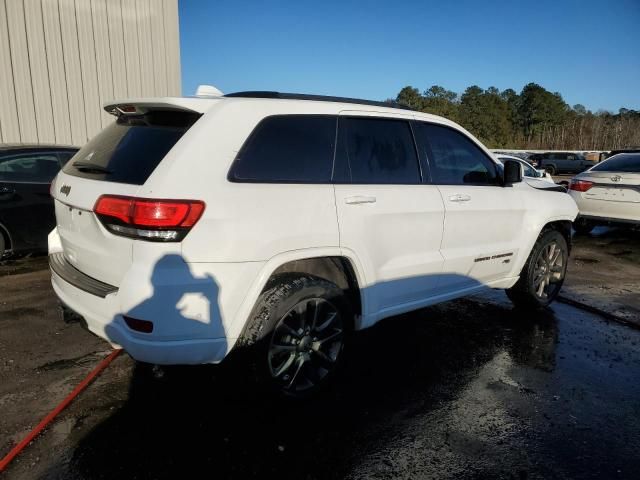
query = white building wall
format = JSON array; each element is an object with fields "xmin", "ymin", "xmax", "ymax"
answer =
[{"xmin": 0, "ymin": 0, "xmax": 181, "ymax": 145}]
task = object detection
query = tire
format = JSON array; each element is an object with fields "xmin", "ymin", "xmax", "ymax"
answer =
[
  {"xmin": 237, "ymin": 274, "xmax": 351, "ymax": 398},
  {"xmin": 0, "ymin": 232, "xmax": 4, "ymax": 259},
  {"xmin": 544, "ymin": 165, "xmax": 556, "ymax": 175},
  {"xmin": 573, "ymin": 218, "xmax": 594, "ymax": 235},
  {"xmin": 506, "ymin": 229, "xmax": 568, "ymax": 309}
]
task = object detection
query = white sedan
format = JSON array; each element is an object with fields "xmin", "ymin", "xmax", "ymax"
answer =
[
  {"xmin": 495, "ymin": 154, "xmax": 556, "ymax": 184},
  {"xmin": 568, "ymin": 153, "xmax": 640, "ymax": 234}
]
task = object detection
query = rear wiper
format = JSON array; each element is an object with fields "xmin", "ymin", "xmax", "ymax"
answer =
[{"xmin": 72, "ymin": 161, "xmax": 112, "ymax": 174}]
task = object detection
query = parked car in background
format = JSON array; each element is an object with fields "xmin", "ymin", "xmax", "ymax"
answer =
[
  {"xmin": 569, "ymin": 152, "xmax": 640, "ymax": 234},
  {"xmin": 0, "ymin": 144, "xmax": 78, "ymax": 258},
  {"xmin": 584, "ymin": 151, "xmax": 607, "ymax": 163},
  {"xmin": 495, "ymin": 154, "xmax": 555, "ymax": 183},
  {"xmin": 536, "ymin": 152, "xmax": 593, "ymax": 175},
  {"xmin": 602, "ymin": 147, "xmax": 640, "ymax": 161},
  {"xmin": 49, "ymin": 90, "xmax": 578, "ymax": 398},
  {"xmin": 527, "ymin": 153, "xmax": 543, "ymax": 167}
]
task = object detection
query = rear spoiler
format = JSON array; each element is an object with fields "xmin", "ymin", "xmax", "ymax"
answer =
[{"xmin": 103, "ymin": 97, "xmax": 215, "ymax": 116}]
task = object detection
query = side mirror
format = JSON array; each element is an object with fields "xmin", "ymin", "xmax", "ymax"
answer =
[{"xmin": 503, "ymin": 160, "xmax": 523, "ymax": 184}]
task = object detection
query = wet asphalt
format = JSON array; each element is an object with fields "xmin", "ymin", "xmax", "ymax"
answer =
[{"xmin": 1, "ymin": 252, "xmax": 640, "ymax": 479}]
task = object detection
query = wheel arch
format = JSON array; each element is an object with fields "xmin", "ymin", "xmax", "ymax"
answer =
[
  {"xmin": 0, "ymin": 222, "xmax": 12, "ymax": 255},
  {"xmin": 230, "ymin": 249, "xmax": 367, "ymax": 339},
  {"xmin": 266, "ymin": 256, "xmax": 362, "ymax": 320},
  {"xmin": 541, "ymin": 219, "xmax": 572, "ymax": 254}
]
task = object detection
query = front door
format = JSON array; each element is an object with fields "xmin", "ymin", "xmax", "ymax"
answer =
[{"xmin": 413, "ymin": 122, "xmax": 525, "ymax": 292}]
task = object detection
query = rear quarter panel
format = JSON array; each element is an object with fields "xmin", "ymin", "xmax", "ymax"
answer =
[{"xmin": 139, "ymin": 100, "xmax": 341, "ymax": 264}]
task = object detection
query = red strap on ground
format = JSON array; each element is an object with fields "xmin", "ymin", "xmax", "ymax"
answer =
[{"xmin": 0, "ymin": 349, "xmax": 122, "ymax": 473}]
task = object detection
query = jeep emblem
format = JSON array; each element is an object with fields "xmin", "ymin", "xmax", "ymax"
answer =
[{"xmin": 60, "ymin": 185, "xmax": 71, "ymax": 196}]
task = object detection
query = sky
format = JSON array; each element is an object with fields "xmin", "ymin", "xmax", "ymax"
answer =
[{"xmin": 179, "ymin": 0, "xmax": 640, "ymax": 112}]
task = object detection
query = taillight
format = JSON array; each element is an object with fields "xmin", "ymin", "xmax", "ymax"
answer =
[
  {"xmin": 569, "ymin": 179, "xmax": 594, "ymax": 192},
  {"xmin": 94, "ymin": 195, "xmax": 205, "ymax": 242}
]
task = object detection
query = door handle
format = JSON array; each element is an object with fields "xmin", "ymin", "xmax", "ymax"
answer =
[
  {"xmin": 345, "ymin": 195, "xmax": 377, "ymax": 205},
  {"xmin": 0, "ymin": 186, "xmax": 15, "ymax": 195},
  {"xmin": 448, "ymin": 194, "xmax": 471, "ymax": 202}
]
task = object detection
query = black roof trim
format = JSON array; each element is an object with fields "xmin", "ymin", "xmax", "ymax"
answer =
[
  {"xmin": 0, "ymin": 143, "xmax": 78, "ymax": 151},
  {"xmin": 224, "ymin": 91, "xmax": 416, "ymax": 112}
]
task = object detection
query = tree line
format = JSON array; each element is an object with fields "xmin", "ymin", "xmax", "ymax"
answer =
[{"xmin": 393, "ymin": 83, "xmax": 640, "ymax": 150}]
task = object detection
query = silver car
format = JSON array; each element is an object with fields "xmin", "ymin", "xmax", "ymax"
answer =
[{"xmin": 569, "ymin": 153, "xmax": 640, "ymax": 234}]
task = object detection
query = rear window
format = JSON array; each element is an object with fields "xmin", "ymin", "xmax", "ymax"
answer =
[
  {"xmin": 228, "ymin": 115, "xmax": 337, "ymax": 183},
  {"xmin": 63, "ymin": 110, "xmax": 200, "ymax": 185},
  {"xmin": 591, "ymin": 153, "xmax": 640, "ymax": 173}
]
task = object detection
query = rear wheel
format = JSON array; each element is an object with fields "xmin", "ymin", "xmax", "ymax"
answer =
[
  {"xmin": 573, "ymin": 218, "xmax": 595, "ymax": 235},
  {"xmin": 507, "ymin": 229, "xmax": 568, "ymax": 309},
  {"xmin": 238, "ymin": 275, "xmax": 350, "ymax": 398}
]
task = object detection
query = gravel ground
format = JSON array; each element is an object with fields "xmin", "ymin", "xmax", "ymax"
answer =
[{"xmin": 1, "ymin": 227, "xmax": 639, "ymax": 479}]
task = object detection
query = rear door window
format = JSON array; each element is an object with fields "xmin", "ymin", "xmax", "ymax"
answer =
[
  {"xmin": 414, "ymin": 123, "xmax": 499, "ymax": 185},
  {"xmin": 0, "ymin": 153, "xmax": 61, "ymax": 183},
  {"xmin": 62, "ymin": 110, "xmax": 200, "ymax": 185},
  {"xmin": 228, "ymin": 115, "xmax": 336, "ymax": 183},
  {"xmin": 334, "ymin": 117, "xmax": 421, "ymax": 184}
]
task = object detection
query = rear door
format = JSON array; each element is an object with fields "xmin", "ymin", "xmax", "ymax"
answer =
[
  {"xmin": 53, "ymin": 107, "xmax": 201, "ymax": 286},
  {"xmin": 413, "ymin": 122, "xmax": 525, "ymax": 291},
  {"xmin": 0, "ymin": 151, "xmax": 61, "ymax": 251},
  {"xmin": 334, "ymin": 113, "xmax": 445, "ymax": 318}
]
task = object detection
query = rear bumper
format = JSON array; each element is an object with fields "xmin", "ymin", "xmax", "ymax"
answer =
[
  {"xmin": 577, "ymin": 214, "xmax": 640, "ymax": 227},
  {"xmin": 51, "ymin": 270, "xmax": 229, "ymax": 364},
  {"xmin": 50, "ymin": 252, "xmax": 118, "ymax": 298},
  {"xmin": 569, "ymin": 191, "xmax": 640, "ymax": 224}
]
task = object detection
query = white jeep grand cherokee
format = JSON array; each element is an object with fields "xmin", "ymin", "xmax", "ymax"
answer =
[{"xmin": 49, "ymin": 91, "xmax": 578, "ymax": 396}]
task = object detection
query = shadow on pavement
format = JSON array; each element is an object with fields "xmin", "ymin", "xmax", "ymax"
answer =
[{"xmin": 57, "ymin": 298, "xmax": 558, "ymax": 479}]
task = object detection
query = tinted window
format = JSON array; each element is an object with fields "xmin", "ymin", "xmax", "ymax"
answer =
[
  {"xmin": 0, "ymin": 153, "xmax": 61, "ymax": 183},
  {"xmin": 63, "ymin": 110, "xmax": 200, "ymax": 185},
  {"xmin": 335, "ymin": 117, "xmax": 420, "ymax": 184},
  {"xmin": 591, "ymin": 153, "xmax": 640, "ymax": 173},
  {"xmin": 229, "ymin": 115, "xmax": 336, "ymax": 183},
  {"xmin": 414, "ymin": 123, "xmax": 499, "ymax": 185},
  {"xmin": 57, "ymin": 150, "xmax": 77, "ymax": 165}
]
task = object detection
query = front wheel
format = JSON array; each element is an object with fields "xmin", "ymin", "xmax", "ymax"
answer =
[
  {"xmin": 545, "ymin": 165, "xmax": 556, "ymax": 175},
  {"xmin": 507, "ymin": 229, "xmax": 568, "ymax": 309},
  {"xmin": 238, "ymin": 275, "xmax": 350, "ymax": 398}
]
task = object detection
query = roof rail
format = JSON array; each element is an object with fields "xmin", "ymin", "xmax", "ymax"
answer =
[{"xmin": 224, "ymin": 91, "xmax": 416, "ymax": 111}]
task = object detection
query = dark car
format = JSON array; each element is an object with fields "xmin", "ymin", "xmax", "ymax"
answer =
[
  {"xmin": 603, "ymin": 147, "xmax": 640, "ymax": 161},
  {"xmin": 0, "ymin": 144, "xmax": 78, "ymax": 258},
  {"xmin": 535, "ymin": 152, "xmax": 593, "ymax": 175}
]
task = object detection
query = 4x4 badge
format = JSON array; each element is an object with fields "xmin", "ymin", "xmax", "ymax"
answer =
[{"xmin": 60, "ymin": 185, "xmax": 71, "ymax": 196}]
